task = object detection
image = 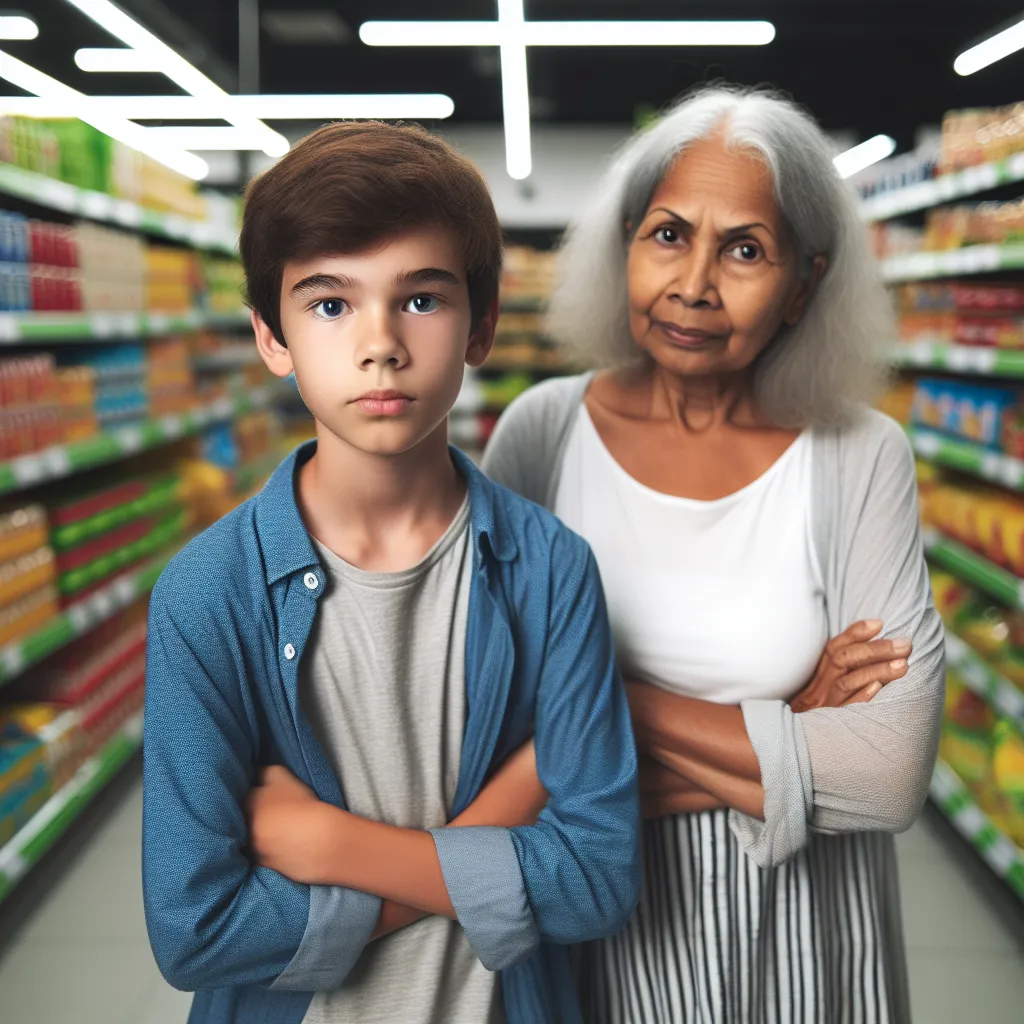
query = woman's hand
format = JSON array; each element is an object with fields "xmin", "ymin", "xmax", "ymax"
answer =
[
  {"xmin": 791, "ymin": 620, "xmax": 912, "ymax": 713},
  {"xmin": 640, "ymin": 755, "xmax": 725, "ymax": 819}
]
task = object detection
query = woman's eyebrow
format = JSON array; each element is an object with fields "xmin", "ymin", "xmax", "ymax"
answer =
[
  {"xmin": 289, "ymin": 273, "xmax": 356, "ymax": 299},
  {"xmin": 648, "ymin": 207, "xmax": 777, "ymax": 240}
]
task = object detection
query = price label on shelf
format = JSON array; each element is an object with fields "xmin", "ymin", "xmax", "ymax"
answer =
[
  {"xmin": 159, "ymin": 415, "xmax": 183, "ymax": 439},
  {"xmin": 118, "ymin": 426, "xmax": 144, "ymax": 454},
  {"xmin": 0, "ymin": 645, "xmax": 24, "ymax": 677},
  {"xmin": 90, "ymin": 314, "xmax": 114, "ymax": 338},
  {"xmin": 1000, "ymin": 458, "xmax": 1024, "ymax": 490},
  {"xmin": 113, "ymin": 575, "xmax": 137, "ymax": 604},
  {"xmin": 0, "ymin": 315, "xmax": 18, "ymax": 343},
  {"xmin": 148, "ymin": 314, "xmax": 170, "ymax": 334},
  {"xmin": 983, "ymin": 835, "xmax": 1019, "ymax": 877},
  {"xmin": 79, "ymin": 191, "xmax": 113, "ymax": 219},
  {"xmin": 91, "ymin": 590, "xmax": 114, "ymax": 619},
  {"xmin": 11, "ymin": 455, "xmax": 44, "ymax": 486},
  {"xmin": 912, "ymin": 431, "xmax": 941, "ymax": 458},
  {"xmin": 42, "ymin": 447, "xmax": 71, "ymax": 478},
  {"xmin": 67, "ymin": 602, "xmax": 93, "ymax": 634},
  {"xmin": 955, "ymin": 803, "xmax": 987, "ymax": 839},
  {"xmin": 111, "ymin": 200, "xmax": 142, "ymax": 228}
]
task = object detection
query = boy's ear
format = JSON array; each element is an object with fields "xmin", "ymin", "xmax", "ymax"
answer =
[
  {"xmin": 465, "ymin": 294, "xmax": 499, "ymax": 369},
  {"xmin": 252, "ymin": 310, "xmax": 295, "ymax": 379}
]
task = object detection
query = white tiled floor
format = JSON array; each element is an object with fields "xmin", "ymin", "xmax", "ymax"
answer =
[{"xmin": 0, "ymin": 768, "xmax": 1023, "ymax": 1023}]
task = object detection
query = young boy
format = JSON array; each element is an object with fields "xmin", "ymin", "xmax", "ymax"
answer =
[{"xmin": 142, "ymin": 121, "xmax": 640, "ymax": 1024}]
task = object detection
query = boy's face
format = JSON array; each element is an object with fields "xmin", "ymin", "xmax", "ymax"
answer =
[{"xmin": 254, "ymin": 225, "xmax": 496, "ymax": 456}]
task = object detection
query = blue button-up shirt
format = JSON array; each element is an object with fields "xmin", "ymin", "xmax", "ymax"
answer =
[{"xmin": 142, "ymin": 443, "xmax": 641, "ymax": 1024}]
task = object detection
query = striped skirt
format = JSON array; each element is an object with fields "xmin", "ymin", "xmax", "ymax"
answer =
[{"xmin": 576, "ymin": 810, "xmax": 911, "ymax": 1024}]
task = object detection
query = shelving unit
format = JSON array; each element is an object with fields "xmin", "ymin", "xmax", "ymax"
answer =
[
  {"xmin": 906, "ymin": 427, "xmax": 1024, "ymax": 491},
  {"xmin": 0, "ymin": 162, "xmax": 237, "ymax": 254},
  {"xmin": 892, "ymin": 342, "xmax": 1024, "ymax": 378},
  {"xmin": 861, "ymin": 153, "xmax": 1024, "ymax": 222},
  {"xmin": 930, "ymin": 758, "xmax": 1024, "ymax": 903},
  {"xmin": 0, "ymin": 712, "xmax": 144, "ymax": 904},
  {"xmin": 943, "ymin": 633, "xmax": 1024, "ymax": 735},
  {"xmin": 921, "ymin": 528, "xmax": 1024, "ymax": 610},
  {"xmin": 0, "ymin": 551, "xmax": 172, "ymax": 685},
  {"xmin": 881, "ymin": 243, "xmax": 1024, "ymax": 284},
  {"xmin": 0, "ymin": 309, "xmax": 248, "ymax": 344},
  {"xmin": 0, "ymin": 387, "xmax": 269, "ymax": 495}
]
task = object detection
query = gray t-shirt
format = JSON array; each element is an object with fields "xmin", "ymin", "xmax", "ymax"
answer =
[{"xmin": 299, "ymin": 497, "xmax": 503, "ymax": 1024}]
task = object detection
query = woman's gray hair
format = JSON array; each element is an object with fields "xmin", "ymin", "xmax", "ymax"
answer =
[{"xmin": 546, "ymin": 84, "xmax": 893, "ymax": 428}]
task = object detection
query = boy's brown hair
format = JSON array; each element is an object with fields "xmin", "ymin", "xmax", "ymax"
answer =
[{"xmin": 240, "ymin": 121, "xmax": 503, "ymax": 342}]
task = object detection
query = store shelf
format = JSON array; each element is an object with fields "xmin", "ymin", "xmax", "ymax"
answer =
[
  {"xmin": 499, "ymin": 298, "xmax": 546, "ymax": 313},
  {"xmin": 930, "ymin": 758, "xmax": 1024, "ymax": 903},
  {"xmin": 922, "ymin": 527, "xmax": 1024, "ymax": 610},
  {"xmin": 192, "ymin": 348, "xmax": 260, "ymax": 372},
  {"xmin": 944, "ymin": 633, "xmax": 1024, "ymax": 735},
  {"xmin": 0, "ymin": 712, "xmax": 143, "ymax": 904},
  {"xmin": 0, "ymin": 549, "xmax": 172, "ymax": 685},
  {"xmin": 0, "ymin": 309, "xmax": 249, "ymax": 345},
  {"xmin": 0, "ymin": 386, "xmax": 269, "ymax": 496},
  {"xmin": 892, "ymin": 341, "xmax": 1024, "ymax": 378},
  {"xmin": 0, "ymin": 162, "xmax": 237, "ymax": 255},
  {"xmin": 862, "ymin": 153, "xmax": 1024, "ymax": 222},
  {"xmin": 881, "ymin": 244, "xmax": 1024, "ymax": 283},
  {"xmin": 906, "ymin": 426, "xmax": 1024, "ymax": 491}
]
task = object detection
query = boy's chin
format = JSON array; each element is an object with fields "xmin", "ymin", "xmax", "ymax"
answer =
[{"xmin": 323, "ymin": 418, "xmax": 449, "ymax": 458}]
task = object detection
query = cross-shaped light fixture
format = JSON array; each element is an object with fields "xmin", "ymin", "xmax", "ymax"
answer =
[{"xmin": 360, "ymin": 2, "xmax": 776, "ymax": 180}]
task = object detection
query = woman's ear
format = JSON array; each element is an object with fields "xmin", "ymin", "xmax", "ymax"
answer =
[{"xmin": 783, "ymin": 254, "xmax": 829, "ymax": 327}]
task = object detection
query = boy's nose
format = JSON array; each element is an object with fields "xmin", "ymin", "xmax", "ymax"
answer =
[{"xmin": 354, "ymin": 312, "xmax": 409, "ymax": 369}]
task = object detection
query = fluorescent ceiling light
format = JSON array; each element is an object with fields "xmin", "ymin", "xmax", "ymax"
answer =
[
  {"xmin": 360, "ymin": 20, "xmax": 776, "ymax": 47},
  {"xmin": 833, "ymin": 135, "xmax": 897, "ymax": 179},
  {"xmin": 75, "ymin": 47, "xmax": 152, "ymax": 72},
  {"xmin": 0, "ymin": 47, "xmax": 208, "ymax": 179},
  {"xmin": 497, "ymin": 1, "xmax": 530, "ymax": 179},
  {"xmin": 64, "ymin": 0, "xmax": 288, "ymax": 158},
  {"xmin": 0, "ymin": 93, "xmax": 456, "ymax": 121},
  {"xmin": 0, "ymin": 15, "xmax": 38, "ymax": 40},
  {"xmin": 954, "ymin": 17, "xmax": 1024, "ymax": 76},
  {"xmin": 361, "ymin": 12, "xmax": 775, "ymax": 181}
]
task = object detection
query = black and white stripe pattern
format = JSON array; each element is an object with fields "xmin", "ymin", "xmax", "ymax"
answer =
[{"xmin": 577, "ymin": 810, "xmax": 911, "ymax": 1024}]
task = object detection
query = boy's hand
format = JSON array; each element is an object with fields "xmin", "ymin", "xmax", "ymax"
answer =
[{"xmin": 246, "ymin": 765, "xmax": 340, "ymax": 883}]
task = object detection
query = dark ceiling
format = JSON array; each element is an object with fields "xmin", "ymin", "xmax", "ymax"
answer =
[{"xmin": 14, "ymin": 1, "xmax": 1024, "ymax": 151}]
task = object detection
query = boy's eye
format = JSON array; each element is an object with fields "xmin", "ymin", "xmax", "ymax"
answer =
[
  {"xmin": 311, "ymin": 298, "xmax": 346, "ymax": 320},
  {"xmin": 405, "ymin": 295, "xmax": 441, "ymax": 315}
]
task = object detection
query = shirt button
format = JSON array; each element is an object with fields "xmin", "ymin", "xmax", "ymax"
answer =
[
  {"xmin": 303, "ymin": 572, "xmax": 319, "ymax": 591},
  {"xmin": 283, "ymin": 643, "xmax": 296, "ymax": 661}
]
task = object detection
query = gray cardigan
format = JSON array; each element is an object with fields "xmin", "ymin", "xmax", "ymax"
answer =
[{"xmin": 481, "ymin": 373, "xmax": 946, "ymax": 866}]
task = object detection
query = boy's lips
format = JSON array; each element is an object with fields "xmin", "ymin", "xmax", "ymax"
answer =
[{"xmin": 352, "ymin": 389, "xmax": 413, "ymax": 416}]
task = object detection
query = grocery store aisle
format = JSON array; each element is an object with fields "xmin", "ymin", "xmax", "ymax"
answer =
[{"xmin": 0, "ymin": 772, "xmax": 1022, "ymax": 1024}]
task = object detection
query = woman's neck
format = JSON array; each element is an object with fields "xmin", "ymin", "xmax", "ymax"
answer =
[{"xmin": 649, "ymin": 366, "xmax": 763, "ymax": 431}]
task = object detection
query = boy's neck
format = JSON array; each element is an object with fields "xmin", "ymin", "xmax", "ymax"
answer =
[{"xmin": 297, "ymin": 422, "xmax": 467, "ymax": 573}]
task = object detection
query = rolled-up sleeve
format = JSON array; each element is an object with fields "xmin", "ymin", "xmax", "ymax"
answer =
[
  {"xmin": 427, "ymin": 534, "xmax": 641, "ymax": 968},
  {"xmin": 730, "ymin": 420, "xmax": 946, "ymax": 866}
]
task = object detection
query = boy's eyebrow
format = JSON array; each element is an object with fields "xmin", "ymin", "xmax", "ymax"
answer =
[
  {"xmin": 289, "ymin": 273, "xmax": 357, "ymax": 299},
  {"xmin": 393, "ymin": 267, "xmax": 463, "ymax": 288}
]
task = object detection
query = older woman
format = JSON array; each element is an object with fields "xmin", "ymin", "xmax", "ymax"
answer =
[{"xmin": 483, "ymin": 86, "xmax": 945, "ymax": 1023}]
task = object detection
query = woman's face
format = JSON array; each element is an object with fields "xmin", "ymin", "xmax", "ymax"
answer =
[{"xmin": 626, "ymin": 135, "xmax": 823, "ymax": 380}]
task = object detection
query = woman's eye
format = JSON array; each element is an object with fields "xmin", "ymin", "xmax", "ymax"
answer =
[
  {"xmin": 312, "ymin": 298, "xmax": 346, "ymax": 320},
  {"xmin": 654, "ymin": 226, "xmax": 680, "ymax": 245},
  {"xmin": 728, "ymin": 242, "xmax": 762, "ymax": 262},
  {"xmin": 405, "ymin": 295, "xmax": 441, "ymax": 315}
]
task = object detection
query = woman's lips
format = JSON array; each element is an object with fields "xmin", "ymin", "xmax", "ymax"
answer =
[
  {"xmin": 353, "ymin": 390, "xmax": 413, "ymax": 416},
  {"xmin": 653, "ymin": 320, "xmax": 727, "ymax": 347}
]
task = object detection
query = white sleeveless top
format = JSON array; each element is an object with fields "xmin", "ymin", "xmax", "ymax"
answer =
[{"xmin": 554, "ymin": 406, "xmax": 827, "ymax": 704}]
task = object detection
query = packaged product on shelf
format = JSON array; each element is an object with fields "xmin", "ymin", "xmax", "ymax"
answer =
[
  {"xmin": 0, "ymin": 714, "xmax": 51, "ymax": 845},
  {"xmin": 941, "ymin": 103, "xmax": 1024, "ymax": 173},
  {"xmin": 201, "ymin": 257, "xmax": 245, "ymax": 315},
  {"xmin": 924, "ymin": 196, "xmax": 1024, "ymax": 251},
  {"xmin": 0, "ymin": 584, "xmax": 58, "ymax": 647},
  {"xmin": 876, "ymin": 379, "xmax": 916, "ymax": 424},
  {"xmin": 991, "ymin": 718, "xmax": 1024, "ymax": 847},
  {"xmin": 145, "ymin": 245, "xmax": 200, "ymax": 313},
  {"xmin": 75, "ymin": 222, "xmax": 145, "ymax": 312},
  {"xmin": 0, "ymin": 353, "xmax": 62, "ymax": 457},
  {"xmin": 910, "ymin": 377, "xmax": 1017, "ymax": 448},
  {"xmin": 941, "ymin": 670, "xmax": 997, "ymax": 791}
]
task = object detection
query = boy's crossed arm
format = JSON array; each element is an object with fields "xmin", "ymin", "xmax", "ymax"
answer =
[{"xmin": 246, "ymin": 739, "xmax": 546, "ymax": 938}]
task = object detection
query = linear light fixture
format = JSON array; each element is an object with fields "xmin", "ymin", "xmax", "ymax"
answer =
[
  {"xmin": 0, "ymin": 48, "xmax": 208, "ymax": 179},
  {"xmin": 74, "ymin": 47, "xmax": 152, "ymax": 72},
  {"xmin": 954, "ymin": 17, "xmax": 1024, "ymax": 76},
  {"xmin": 359, "ymin": 20, "xmax": 776, "ymax": 47},
  {"xmin": 360, "ymin": 8, "xmax": 776, "ymax": 180},
  {"xmin": 0, "ymin": 93, "xmax": 456, "ymax": 121},
  {"xmin": 0, "ymin": 15, "xmax": 38, "ymax": 40},
  {"xmin": 64, "ymin": 0, "xmax": 289, "ymax": 157},
  {"xmin": 833, "ymin": 135, "xmax": 897, "ymax": 179}
]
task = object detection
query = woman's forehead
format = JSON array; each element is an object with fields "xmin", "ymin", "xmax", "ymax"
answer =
[{"xmin": 649, "ymin": 139, "xmax": 779, "ymax": 220}]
